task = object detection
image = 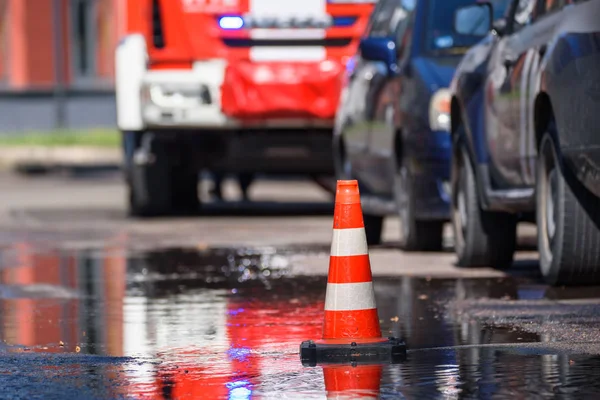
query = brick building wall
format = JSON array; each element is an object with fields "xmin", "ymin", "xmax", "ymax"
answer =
[{"xmin": 0, "ymin": 0, "xmax": 125, "ymax": 91}]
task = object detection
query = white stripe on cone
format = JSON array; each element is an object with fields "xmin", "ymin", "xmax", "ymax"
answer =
[
  {"xmin": 324, "ymin": 282, "xmax": 376, "ymax": 311},
  {"xmin": 330, "ymin": 228, "xmax": 368, "ymax": 257}
]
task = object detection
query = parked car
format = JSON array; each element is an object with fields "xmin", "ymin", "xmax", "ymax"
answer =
[
  {"xmin": 333, "ymin": 0, "xmax": 497, "ymax": 250},
  {"xmin": 450, "ymin": 0, "xmax": 600, "ymax": 285}
]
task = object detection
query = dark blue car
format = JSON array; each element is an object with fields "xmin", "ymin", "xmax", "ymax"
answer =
[
  {"xmin": 333, "ymin": 0, "xmax": 489, "ymax": 250},
  {"xmin": 450, "ymin": 0, "xmax": 600, "ymax": 285}
]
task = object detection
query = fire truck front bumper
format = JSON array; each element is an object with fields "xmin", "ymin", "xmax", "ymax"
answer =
[
  {"xmin": 140, "ymin": 60, "xmax": 341, "ymax": 129},
  {"xmin": 140, "ymin": 61, "xmax": 236, "ymax": 129}
]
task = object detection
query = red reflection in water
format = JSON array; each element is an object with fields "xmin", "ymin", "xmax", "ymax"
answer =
[
  {"xmin": 153, "ymin": 296, "xmax": 325, "ymax": 398},
  {"xmin": 1, "ymin": 242, "xmax": 79, "ymax": 352},
  {"xmin": 0, "ymin": 240, "xmax": 336, "ymax": 398}
]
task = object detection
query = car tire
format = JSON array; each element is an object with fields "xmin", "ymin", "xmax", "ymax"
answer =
[
  {"xmin": 451, "ymin": 136, "xmax": 517, "ymax": 268},
  {"xmin": 394, "ymin": 164, "xmax": 444, "ymax": 251},
  {"xmin": 536, "ymin": 133, "xmax": 600, "ymax": 285}
]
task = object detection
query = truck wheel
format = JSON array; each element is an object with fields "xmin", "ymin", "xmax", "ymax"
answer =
[
  {"xmin": 128, "ymin": 161, "xmax": 199, "ymax": 217},
  {"xmin": 125, "ymin": 132, "xmax": 199, "ymax": 217},
  {"xmin": 127, "ymin": 157, "xmax": 169, "ymax": 217},
  {"xmin": 394, "ymin": 164, "xmax": 444, "ymax": 251},
  {"xmin": 536, "ymin": 134, "xmax": 600, "ymax": 285},
  {"xmin": 451, "ymin": 138, "xmax": 517, "ymax": 268},
  {"xmin": 171, "ymin": 167, "xmax": 200, "ymax": 214}
]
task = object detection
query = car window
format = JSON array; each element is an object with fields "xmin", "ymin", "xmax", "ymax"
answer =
[
  {"xmin": 368, "ymin": 0, "xmax": 402, "ymax": 37},
  {"xmin": 394, "ymin": 0, "xmax": 417, "ymax": 60},
  {"xmin": 424, "ymin": 0, "xmax": 512, "ymax": 54},
  {"xmin": 509, "ymin": 0, "xmax": 538, "ymax": 31},
  {"xmin": 363, "ymin": 0, "xmax": 386, "ymax": 36},
  {"xmin": 394, "ymin": 0, "xmax": 416, "ymax": 43},
  {"xmin": 486, "ymin": 0, "xmax": 515, "ymax": 20},
  {"xmin": 539, "ymin": 0, "xmax": 568, "ymax": 14}
]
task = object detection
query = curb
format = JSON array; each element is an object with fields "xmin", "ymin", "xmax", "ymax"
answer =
[{"xmin": 0, "ymin": 146, "xmax": 123, "ymax": 173}]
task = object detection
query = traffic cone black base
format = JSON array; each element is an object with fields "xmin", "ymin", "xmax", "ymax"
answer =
[{"xmin": 300, "ymin": 337, "xmax": 406, "ymax": 367}]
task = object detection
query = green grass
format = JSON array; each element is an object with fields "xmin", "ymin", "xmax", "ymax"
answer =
[{"xmin": 0, "ymin": 129, "xmax": 120, "ymax": 148}]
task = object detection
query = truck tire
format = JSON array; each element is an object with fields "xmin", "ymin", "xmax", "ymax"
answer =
[
  {"xmin": 394, "ymin": 163, "xmax": 444, "ymax": 251},
  {"xmin": 124, "ymin": 131, "xmax": 199, "ymax": 217},
  {"xmin": 536, "ymin": 134, "xmax": 600, "ymax": 285},
  {"xmin": 451, "ymin": 137, "xmax": 517, "ymax": 269}
]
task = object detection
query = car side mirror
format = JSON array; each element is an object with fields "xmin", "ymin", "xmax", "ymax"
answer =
[
  {"xmin": 454, "ymin": 2, "xmax": 493, "ymax": 37},
  {"xmin": 359, "ymin": 37, "xmax": 399, "ymax": 75}
]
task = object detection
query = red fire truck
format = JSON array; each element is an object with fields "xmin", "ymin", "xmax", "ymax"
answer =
[{"xmin": 115, "ymin": 0, "xmax": 377, "ymax": 216}]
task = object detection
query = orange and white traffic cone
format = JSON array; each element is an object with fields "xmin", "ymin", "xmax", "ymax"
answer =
[
  {"xmin": 324, "ymin": 179, "xmax": 381, "ymax": 340},
  {"xmin": 300, "ymin": 180, "xmax": 406, "ymax": 367}
]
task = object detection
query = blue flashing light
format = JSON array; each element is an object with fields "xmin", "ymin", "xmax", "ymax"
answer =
[
  {"xmin": 333, "ymin": 16, "xmax": 357, "ymax": 27},
  {"xmin": 219, "ymin": 16, "xmax": 244, "ymax": 30}
]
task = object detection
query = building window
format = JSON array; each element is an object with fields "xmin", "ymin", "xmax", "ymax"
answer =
[{"xmin": 71, "ymin": 0, "xmax": 97, "ymax": 82}]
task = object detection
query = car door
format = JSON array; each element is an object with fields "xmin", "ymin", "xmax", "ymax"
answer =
[
  {"xmin": 365, "ymin": 0, "xmax": 417, "ymax": 195},
  {"xmin": 484, "ymin": 0, "xmax": 538, "ymax": 188},
  {"xmin": 345, "ymin": 0, "xmax": 402, "ymax": 183}
]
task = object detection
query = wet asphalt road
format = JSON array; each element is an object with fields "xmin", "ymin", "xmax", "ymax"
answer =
[{"xmin": 1, "ymin": 171, "xmax": 600, "ymax": 399}]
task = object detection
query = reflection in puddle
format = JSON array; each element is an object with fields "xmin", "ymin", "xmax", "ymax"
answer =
[{"xmin": 0, "ymin": 244, "xmax": 599, "ymax": 398}]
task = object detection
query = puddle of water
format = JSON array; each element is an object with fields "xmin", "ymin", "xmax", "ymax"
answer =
[{"xmin": 0, "ymin": 245, "xmax": 599, "ymax": 398}]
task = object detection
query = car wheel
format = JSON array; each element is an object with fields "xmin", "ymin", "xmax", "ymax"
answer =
[
  {"xmin": 394, "ymin": 164, "xmax": 443, "ymax": 251},
  {"xmin": 536, "ymin": 134, "xmax": 600, "ymax": 285},
  {"xmin": 451, "ymin": 136, "xmax": 517, "ymax": 268}
]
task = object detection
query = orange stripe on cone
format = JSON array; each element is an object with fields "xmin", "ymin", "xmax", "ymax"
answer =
[
  {"xmin": 333, "ymin": 203, "xmax": 365, "ymax": 229},
  {"xmin": 323, "ymin": 309, "xmax": 381, "ymax": 339},
  {"xmin": 328, "ymin": 255, "xmax": 372, "ymax": 284},
  {"xmin": 321, "ymin": 180, "xmax": 382, "ymax": 342}
]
